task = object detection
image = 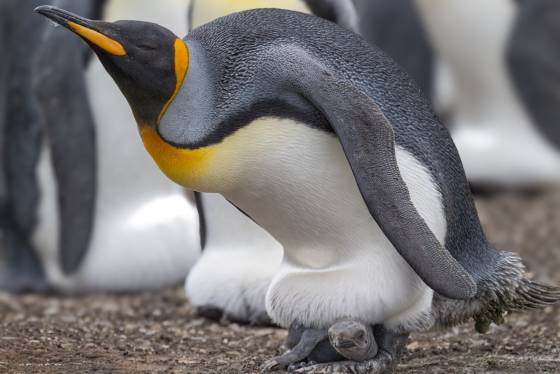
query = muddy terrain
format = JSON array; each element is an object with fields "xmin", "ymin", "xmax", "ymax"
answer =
[{"xmin": 1, "ymin": 190, "xmax": 559, "ymax": 373}]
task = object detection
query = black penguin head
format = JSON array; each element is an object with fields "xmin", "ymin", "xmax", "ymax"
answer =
[{"xmin": 35, "ymin": 6, "xmax": 188, "ymax": 126}]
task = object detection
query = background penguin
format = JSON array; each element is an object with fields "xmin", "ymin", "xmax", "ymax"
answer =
[
  {"xmin": 39, "ymin": 6, "xmax": 560, "ymax": 372},
  {"xmin": 308, "ymin": 0, "xmax": 435, "ymax": 100},
  {"xmin": 185, "ymin": 0, "xmax": 307, "ymax": 324},
  {"xmin": 415, "ymin": 0, "xmax": 560, "ymax": 188},
  {"xmin": 507, "ymin": 0, "xmax": 560, "ymax": 149},
  {"xmin": 0, "ymin": 0, "xmax": 200, "ymax": 292},
  {"xmin": 0, "ymin": 0, "xmax": 51, "ymax": 292},
  {"xmin": 32, "ymin": 0, "xmax": 201, "ymax": 292}
]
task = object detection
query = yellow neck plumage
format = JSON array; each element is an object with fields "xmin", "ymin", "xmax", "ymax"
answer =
[{"xmin": 140, "ymin": 38, "xmax": 212, "ymax": 189}]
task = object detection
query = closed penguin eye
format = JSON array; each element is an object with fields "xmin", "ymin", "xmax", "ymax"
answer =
[{"xmin": 138, "ymin": 42, "xmax": 158, "ymax": 50}]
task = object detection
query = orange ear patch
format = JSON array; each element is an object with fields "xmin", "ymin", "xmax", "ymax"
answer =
[
  {"xmin": 68, "ymin": 21, "xmax": 126, "ymax": 56},
  {"xmin": 158, "ymin": 38, "xmax": 190, "ymax": 124}
]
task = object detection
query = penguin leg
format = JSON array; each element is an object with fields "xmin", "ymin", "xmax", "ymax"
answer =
[
  {"xmin": 284, "ymin": 322, "xmax": 343, "ymax": 370},
  {"xmin": 290, "ymin": 325, "xmax": 409, "ymax": 374},
  {"xmin": 261, "ymin": 322, "xmax": 330, "ymax": 372},
  {"xmin": 0, "ymin": 221, "xmax": 49, "ymax": 293},
  {"xmin": 195, "ymin": 305, "xmax": 224, "ymax": 322},
  {"xmin": 195, "ymin": 304, "xmax": 273, "ymax": 326}
]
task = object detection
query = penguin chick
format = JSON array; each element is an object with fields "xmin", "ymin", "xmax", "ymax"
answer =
[
  {"xmin": 36, "ymin": 7, "xmax": 560, "ymax": 373},
  {"xmin": 261, "ymin": 320, "xmax": 377, "ymax": 372},
  {"xmin": 328, "ymin": 320, "xmax": 378, "ymax": 362}
]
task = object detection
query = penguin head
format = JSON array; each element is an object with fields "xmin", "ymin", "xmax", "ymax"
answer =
[{"xmin": 35, "ymin": 6, "xmax": 188, "ymax": 127}]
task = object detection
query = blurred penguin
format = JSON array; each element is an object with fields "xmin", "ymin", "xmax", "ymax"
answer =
[
  {"xmin": 33, "ymin": 0, "xmax": 201, "ymax": 292},
  {"xmin": 0, "ymin": 0, "xmax": 201, "ymax": 293},
  {"xmin": 319, "ymin": 0, "xmax": 435, "ymax": 100},
  {"xmin": 184, "ymin": 0, "xmax": 310, "ymax": 324},
  {"xmin": 507, "ymin": 0, "xmax": 560, "ymax": 149},
  {"xmin": 415, "ymin": 0, "xmax": 560, "ymax": 188},
  {"xmin": 0, "ymin": 0, "xmax": 49, "ymax": 292}
]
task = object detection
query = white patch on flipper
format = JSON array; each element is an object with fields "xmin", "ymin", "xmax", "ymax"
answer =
[
  {"xmin": 416, "ymin": 0, "xmax": 560, "ymax": 187},
  {"xmin": 32, "ymin": 0, "xmax": 201, "ymax": 291},
  {"xmin": 218, "ymin": 119, "xmax": 445, "ymax": 330},
  {"xmin": 186, "ymin": 193, "xmax": 282, "ymax": 319}
]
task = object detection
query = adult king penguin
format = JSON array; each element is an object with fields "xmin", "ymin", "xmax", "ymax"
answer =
[{"xmin": 37, "ymin": 6, "xmax": 560, "ymax": 372}]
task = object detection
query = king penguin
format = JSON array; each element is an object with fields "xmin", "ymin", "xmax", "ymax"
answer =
[
  {"xmin": 37, "ymin": 6, "xmax": 560, "ymax": 372},
  {"xmin": 415, "ymin": 0, "xmax": 560, "ymax": 188},
  {"xmin": 0, "ymin": 0, "xmax": 201, "ymax": 292}
]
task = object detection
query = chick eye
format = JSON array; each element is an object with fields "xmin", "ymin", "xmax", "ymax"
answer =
[{"xmin": 356, "ymin": 331, "xmax": 365, "ymax": 340}]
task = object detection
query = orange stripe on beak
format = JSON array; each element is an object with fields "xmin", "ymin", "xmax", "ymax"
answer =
[{"xmin": 68, "ymin": 21, "xmax": 126, "ymax": 56}]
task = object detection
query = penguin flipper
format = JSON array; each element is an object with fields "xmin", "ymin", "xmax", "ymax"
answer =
[
  {"xmin": 33, "ymin": 3, "xmax": 98, "ymax": 275},
  {"xmin": 282, "ymin": 55, "xmax": 476, "ymax": 300}
]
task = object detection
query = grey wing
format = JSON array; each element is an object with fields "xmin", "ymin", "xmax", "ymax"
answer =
[
  {"xmin": 270, "ymin": 50, "xmax": 476, "ymax": 300},
  {"xmin": 507, "ymin": 0, "xmax": 560, "ymax": 148},
  {"xmin": 32, "ymin": 0, "xmax": 100, "ymax": 274}
]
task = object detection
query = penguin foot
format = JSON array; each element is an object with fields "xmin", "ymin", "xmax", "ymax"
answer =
[
  {"xmin": 195, "ymin": 304, "xmax": 274, "ymax": 326},
  {"xmin": 261, "ymin": 358, "xmax": 283, "ymax": 372},
  {"xmin": 0, "ymin": 230, "xmax": 50, "ymax": 293},
  {"xmin": 0, "ymin": 262, "xmax": 50, "ymax": 293},
  {"xmin": 195, "ymin": 305, "xmax": 224, "ymax": 322},
  {"xmin": 244, "ymin": 310, "xmax": 274, "ymax": 326},
  {"xmin": 290, "ymin": 353, "xmax": 393, "ymax": 374},
  {"xmin": 287, "ymin": 361, "xmax": 318, "ymax": 372},
  {"xmin": 262, "ymin": 324, "xmax": 330, "ymax": 372}
]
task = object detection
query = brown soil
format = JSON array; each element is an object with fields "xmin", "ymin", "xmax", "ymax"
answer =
[{"xmin": 1, "ymin": 190, "xmax": 559, "ymax": 374}]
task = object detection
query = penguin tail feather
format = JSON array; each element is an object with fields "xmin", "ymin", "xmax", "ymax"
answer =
[{"xmin": 433, "ymin": 251, "xmax": 560, "ymax": 332}]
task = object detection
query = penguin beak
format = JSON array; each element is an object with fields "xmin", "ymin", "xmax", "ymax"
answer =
[
  {"xmin": 34, "ymin": 5, "xmax": 126, "ymax": 56},
  {"xmin": 334, "ymin": 339, "xmax": 355, "ymax": 349}
]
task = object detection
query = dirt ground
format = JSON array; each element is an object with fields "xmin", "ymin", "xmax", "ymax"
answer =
[{"xmin": 0, "ymin": 190, "xmax": 559, "ymax": 374}]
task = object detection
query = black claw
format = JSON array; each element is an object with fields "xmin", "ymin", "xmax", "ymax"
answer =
[{"xmin": 195, "ymin": 305, "xmax": 224, "ymax": 321}]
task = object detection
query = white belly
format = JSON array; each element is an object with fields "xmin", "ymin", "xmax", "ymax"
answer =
[
  {"xmin": 221, "ymin": 119, "xmax": 444, "ymax": 329},
  {"xmin": 32, "ymin": 0, "xmax": 201, "ymax": 291}
]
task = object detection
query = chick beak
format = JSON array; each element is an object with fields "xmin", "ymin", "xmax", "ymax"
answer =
[
  {"xmin": 34, "ymin": 5, "xmax": 126, "ymax": 56},
  {"xmin": 334, "ymin": 339, "xmax": 355, "ymax": 349}
]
